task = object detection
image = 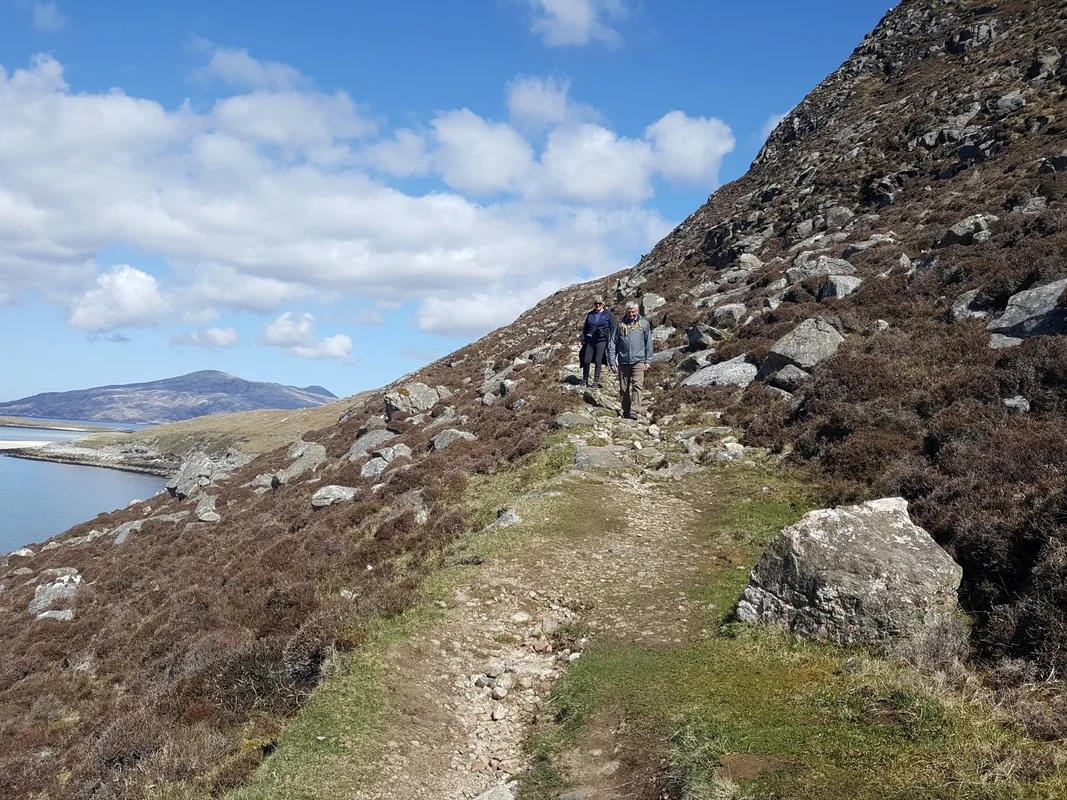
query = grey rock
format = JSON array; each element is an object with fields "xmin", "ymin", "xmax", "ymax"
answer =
[
  {"xmin": 361, "ymin": 457, "xmax": 389, "ymax": 479},
  {"xmin": 574, "ymin": 446, "xmax": 628, "ymax": 470},
  {"xmin": 651, "ymin": 326, "xmax": 676, "ymax": 344},
  {"xmin": 736, "ymin": 253, "xmax": 763, "ymax": 271},
  {"xmin": 641, "ymin": 293, "xmax": 666, "ymax": 315},
  {"xmin": 712, "ymin": 303, "xmax": 747, "ymax": 328},
  {"xmin": 1040, "ymin": 149, "xmax": 1067, "ymax": 174},
  {"xmin": 196, "ymin": 495, "xmax": 220, "ymax": 524},
  {"xmin": 677, "ymin": 351, "xmax": 716, "ymax": 374},
  {"xmin": 989, "ymin": 334, "xmax": 1023, "ymax": 349},
  {"xmin": 384, "ymin": 382, "xmax": 441, "ymax": 419},
  {"xmin": 819, "ymin": 275, "xmax": 863, "ymax": 301},
  {"xmin": 28, "ymin": 568, "xmax": 82, "ymax": 617},
  {"xmin": 760, "ymin": 317, "xmax": 844, "ymax": 377},
  {"xmin": 430, "ymin": 429, "xmax": 476, "ymax": 452},
  {"xmin": 488, "ymin": 508, "xmax": 523, "ymax": 528},
  {"xmin": 786, "ymin": 255, "xmax": 856, "ymax": 285},
  {"xmin": 523, "ymin": 344, "xmax": 557, "ymax": 364},
  {"xmin": 681, "ymin": 356, "xmax": 758, "ymax": 389},
  {"xmin": 936, "ymin": 214, "xmax": 999, "ymax": 248},
  {"xmin": 1003, "ymin": 396, "xmax": 1031, "ymax": 414},
  {"xmin": 769, "ymin": 365, "xmax": 811, "ymax": 392},
  {"xmin": 481, "ymin": 393, "xmax": 497, "ymax": 407},
  {"xmin": 166, "ymin": 452, "xmax": 215, "ymax": 500},
  {"xmin": 950, "ymin": 288, "xmax": 989, "ymax": 322},
  {"xmin": 841, "ymin": 233, "xmax": 897, "ymax": 259},
  {"xmin": 472, "ymin": 785, "xmax": 514, "ymax": 800},
  {"xmin": 650, "ymin": 346, "xmax": 683, "ymax": 364},
  {"xmin": 36, "ymin": 610, "xmax": 75, "ymax": 622},
  {"xmin": 374, "ymin": 443, "xmax": 413, "ymax": 463},
  {"xmin": 501, "ymin": 379, "xmax": 519, "ymax": 396},
  {"xmin": 555, "ymin": 412, "xmax": 594, "ymax": 429},
  {"xmin": 112, "ymin": 520, "xmax": 143, "ymax": 545},
  {"xmin": 312, "ymin": 485, "xmax": 359, "ymax": 508},
  {"xmin": 347, "ymin": 429, "xmax": 398, "ymax": 460},
  {"xmin": 248, "ymin": 473, "xmax": 273, "ymax": 489},
  {"xmin": 274, "ymin": 441, "xmax": 327, "ymax": 486},
  {"xmin": 583, "ymin": 388, "xmax": 622, "ymax": 412},
  {"xmin": 653, "ymin": 461, "xmax": 703, "ymax": 480},
  {"xmin": 735, "ymin": 498, "xmax": 962, "ymax": 645},
  {"xmin": 987, "ymin": 278, "xmax": 1067, "ymax": 339},
  {"xmin": 686, "ymin": 325, "xmax": 727, "ymax": 350},
  {"xmin": 992, "ymin": 90, "xmax": 1026, "ymax": 117},
  {"xmin": 825, "ymin": 206, "xmax": 855, "ymax": 230},
  {"xmin": 1009, "ymin": 194, "xmax": 1048, "ymax": 215}
]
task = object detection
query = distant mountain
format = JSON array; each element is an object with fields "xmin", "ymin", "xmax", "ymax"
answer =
[{"xmin": 0, "ymin": 371, "xmax": 338, "ymax": 424}]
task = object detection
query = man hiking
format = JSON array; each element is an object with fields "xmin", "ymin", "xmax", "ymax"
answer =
[
  {"xmin": 608, "ymin": 301, "xmax": 653, "ymax": 420},
  {"xmin": 579, "ymin": 295, "xmax": 616, "ymax": 389}
]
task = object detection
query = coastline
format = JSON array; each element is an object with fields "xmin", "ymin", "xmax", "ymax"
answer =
[
  {"xmin": 0, "ymin": 445, "xmax": 175, "ymax": 477},
  {"xmin": 0, "ymin": 416, "xmax": 134, "ymax": 434}
]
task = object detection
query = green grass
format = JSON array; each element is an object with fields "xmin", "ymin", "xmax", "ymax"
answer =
[{"xmin": 517, "ymin": 467, "xmax": 1067, "ymax": 800}]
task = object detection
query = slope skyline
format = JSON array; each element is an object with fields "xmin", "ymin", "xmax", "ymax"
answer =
[{"xmin": 0, "ymin": 0, "xmax": 891, "ymax": 400}]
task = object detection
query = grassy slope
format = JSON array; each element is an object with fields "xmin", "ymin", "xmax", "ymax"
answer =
[{"xmin": 226, "ymin": 433, "xmax": 1067, "ymax": 800}]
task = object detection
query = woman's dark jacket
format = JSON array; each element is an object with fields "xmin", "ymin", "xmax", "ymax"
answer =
[{"xmin": 581, "ymin": 309, "xmax": 617, "ymax": 344}]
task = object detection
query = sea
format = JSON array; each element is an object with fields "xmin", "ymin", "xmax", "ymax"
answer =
[{"xmin": 0, "ymin": 419, "xmax": 166, "ymax": 555}]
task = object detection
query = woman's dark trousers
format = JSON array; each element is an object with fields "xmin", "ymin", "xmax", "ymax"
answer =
[{"xmin": 582, "ymin": 340, "xmax": 608, "ymax": 385}]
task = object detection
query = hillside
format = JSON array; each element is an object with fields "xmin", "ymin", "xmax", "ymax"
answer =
[
  {"xmin": 4, "ymin": 0, "xmax": 1067, "ymax": 797},
  {"xmin": 0, "ymin": 371, "xmax": 338, "ymax": 424}
]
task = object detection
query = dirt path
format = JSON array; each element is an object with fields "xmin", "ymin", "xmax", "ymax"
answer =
[{"xmin": 352, "ymin": 416, "xmax": 727, "ymax": 800}]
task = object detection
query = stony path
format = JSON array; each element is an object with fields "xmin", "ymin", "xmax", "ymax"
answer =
[{"xmin": 352, "ymin": 412, "xmax": 739, "ymax": 800}]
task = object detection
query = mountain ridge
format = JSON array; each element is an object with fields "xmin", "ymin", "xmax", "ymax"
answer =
[{"xmin": 0, "ymin": 370, "xmax": 338, "ymax": 424}]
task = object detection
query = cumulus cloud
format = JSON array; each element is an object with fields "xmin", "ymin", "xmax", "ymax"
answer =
[
  {"xmin": 195, "ymin": 43, "xmax": 304, "ymax": 90},
  {"xmin": 258, "ymin": 312, "xmax": 353, "ymax": 359},
  {"xmin": 399, "ymin": 345, "xmax": 441, "ymax": 362},
  {"xmin": 645, "ymin": 111, "xmax": 735, "ymax": 185},
  {"xmin": 0, "ymin": 51, "xmax": 731, "ymax": 351},
  {"xmin": 506, "ymin": 75, "xmax": 600, "ymax": 130},
  {"xmin": 28, "ymin": 1, "xmax": 66, "ymax": 32},
  {"xmin": 431, "ymin": 109, "xmax": 534, "ymax": 194},
  {"xmin": 67, "ymin": 266, "xmax": 166, "ymax": 332},
  {"xmin": 170, "ymin": 327, "xmax": 239, "ymax": 348},
  {"xmin": 89, "ymin": 332, "xmax": 131, "ymax": 344},
  {"xmin": 523, "ymin": 0, "xmax": 628, "ymax": 48},
  {"xmin": 416, "ymin": 280, "xmax": 571, "ymax": 338}
]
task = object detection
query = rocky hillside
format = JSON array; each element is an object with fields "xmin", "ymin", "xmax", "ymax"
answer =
[
  {"xmin": 4, "ymin": 0, "xmax": 1067, "ymax": 796},
  {"xmin": 0, "ymin": 370, "xmax": 337, "ymax": 424}
]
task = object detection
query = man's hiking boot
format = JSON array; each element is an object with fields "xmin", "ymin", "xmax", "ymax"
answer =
[{"xmin": 579, "ymin": 380, "xmax": 588, "ymax": 388}]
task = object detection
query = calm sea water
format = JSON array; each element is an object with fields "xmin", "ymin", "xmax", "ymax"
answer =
[{"xmin": 0, "ymin": 421, "xmax": 166, "ymax": 555}]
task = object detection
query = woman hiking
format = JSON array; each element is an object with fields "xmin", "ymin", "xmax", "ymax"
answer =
[{"xmin": 579, "ymin": 295, "xmax": 616, "ymax": 389}]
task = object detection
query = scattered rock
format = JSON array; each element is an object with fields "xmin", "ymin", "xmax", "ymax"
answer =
[
  {"xmin": 687, "ymin": 325, "xmax": 727, "ymax": 350},
  {"xmin": 166, "ymin": 452, "xmax": 215, "ymax": 500},
  {"xmin": 375, "ymin": 443, "xmax": 413, "ymax": 463},
  {"xmin": 555, "ymin": 412, "xmax": 593, "ymax": 429},
  {"xmin": 312, "ymin": 485, "xmax": 359, "ymax": 508},
  {"xmin": 488, "ymin": 509, "xmax": 523, "ymax": 529},
  {"xmin": 347, "ymin": 429, "xmax": 398, "ymax": 460},
  {"xmin": 28, "ymin": 568, "xmax": 82, "ymax": 618},
  {"xmin": 758, "ymin": 317, "xmax": 844, "ymax": 378},
  {"xmin": 472, "ymin": 786, "xmax": 515, "ymax": 800},
  {"xmin": 819, "ymin": 275, "xmax": 863, "ymax": 301},
  {"xmin": 681, "ymin": 356, "xmax": 758, "ymax": 389},
  {"xmin": 274, "ymin": 441, "xmax": 328, "ymax": 486},
  {"xmin": 385, "ymin": 382, "xmax": 443, "ymax": 420},
  {"xmin": 949, "ymin": 288, "xmax": 989, "ymax": 322},
  {"xmin": 989, "ymin": 334, "xmax": 1023, "ymax": 349},
  {"xmin": 196, "ymin": 495, "xmax": 220, "ymax": 524},
  {"xmin": 986, "ymin": 277, "xmax": 1067, "ymax": 339},
  {"xmin": 430, "ymin": 429, "xmax": 477, "ymax": 452},
  {"xmin": 712, "ymin": 303, "xmax": 747, "ymax": 328},
  {"xmin": 736, "ymin": 498, "xmax": 962, "ymax": 645},
  {"xmin": 640, "ymin": 293, "xmax": 666, "ymax": 315},
  {"xmin": 936, "ymin": 214, "xmax": 998, "ymax": 247},
  {"xmin": 574, "ymin": 446, "xmax": 628, "ymax": 470},
  {"xmin": 361, "ymin": 457, "xmax": 389, "ymax": 479},
  {"xmin": 1003, "ymin": 396, "xmax": 1031, "ymax": 414},
  {"xmin": 768, "ymin": 364, "xmax": 811, "ymax": 392},
  {"xmin": 112, "ymin": 520, "xmax": 143, "ymax": 545}
]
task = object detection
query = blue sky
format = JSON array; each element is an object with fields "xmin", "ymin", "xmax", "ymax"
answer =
[{"xmin": 0, "ymin": 0, "xmax": 891, "ymax": 401}]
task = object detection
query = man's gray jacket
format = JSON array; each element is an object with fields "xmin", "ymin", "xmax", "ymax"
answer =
[{"xmin": 608, "ymin": 316, "xmax": 653, "ymax": 366}]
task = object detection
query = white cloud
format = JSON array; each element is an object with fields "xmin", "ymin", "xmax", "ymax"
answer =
[
  {"xmin": 363, "ymin": 129, "xmax": 430, "ymax": 176},
  {"xmin": 29, "ymin": 1, "xmax": 66, "ymax": 32},
  {"xmin": 0, "ymin": 51, "xmax": 728, "ymax": 351},
  {"xmin": 399, "ymin": 345, "xmax": 441, "ymax": 362},
  {"xmin": 523, "ymin": 0, "xmax": 628, "ymax": 48},
  {"xmin": 761, "ymin": 111, "xmax": 788, "ymax": 141},
  {"xmin": 416, "ymin": 281, "xmax": 566, "ymax": 338},
  {"xmin": 431, "ymin": 109, "xmax": 534, "ymax": 194},
  {"xmin": 537, "ymin": 124, "xmax": 655, "ymax": 205},
  {"xmin": 67, "ymin": 266, "xmax": 166, "ymax": 332},
  {"xmin": 645, "ymin": 111, "xmax": 735, "ymax": 185},
  {"xmin": 195, "ymin": 44, "xmax": 303, "ymax": 90},
  {"xmin": 258, "ymin": 311, "xmax": 353, "ymax": 359},
  {"xmin": 505, "ymin": 75, "xmax": 600, "ymax": 130},
  {"xmin": 170, "ymin": 327, "xmax": 239, "ymax": 348}
]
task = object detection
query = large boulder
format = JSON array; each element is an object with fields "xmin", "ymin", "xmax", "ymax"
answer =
[
  {"xmin": 681, "ymin": 356, "xmax": 758, "ymax": 389},
  {"xmin": 274, "ymin": 441, "xmax": 327, "ymax": 487},
  {"xmin": 28, "ymin": 568, "xmax": 82, "ymax": 618},
  {"xmin": 347, "ymin": 429, "xmax": 398, "ymax": 460},
  {"xmin": 986, "ymin": 277, "xmax": 1067, "ymax": 339},
  {"xmin": 574, "ymin": 446, "xmax": 628, "ymax": 470},
  {"xmin": 786, "ymin": 255, "xmax": 855, "ymax": 286},
  {"xmin": 166, "ymin": 452, "xmax": 215, "ymax": 500},
  {"xmin": 735, "ymin": 498, "xmax": 962, "ymax": 645},
  {"xmin": 385, "ymin": 382, "xmax": 442, "ymax": 420},
  {"xmin": 758, "ymin": 317, "xmax": 844, "ymax": 379},
  {"xmin": 819, "ymin": 275, "xmax": 863, "ymax": 301},
  {"xmin": 641, "ymin": 293, "xmax": 666, "ymax": 316}
]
